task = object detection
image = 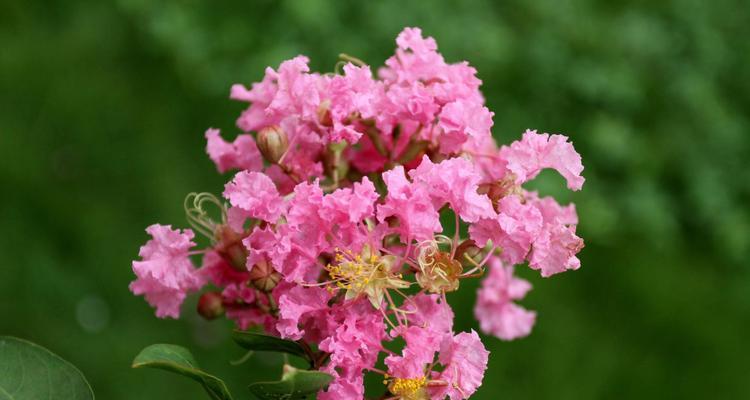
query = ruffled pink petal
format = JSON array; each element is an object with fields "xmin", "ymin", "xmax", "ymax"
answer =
[
  {"xmin": 468, "ymin": 195, "xmax": 543, "ymax": 265},
  {"xmin": 385, "ymin": 325, "xmax": 444, "ymax": 379},
  {"xmin": 474, "ymin": 258, "xmax": 536, "ymax": 341},
  {"xmin": 129, "ymin": 224, "xmax": 204, "ymax": 318},
  {"xmin": 437, "ymin": 99, "xmax": 494, "ymax": 154},
  {"xmin": 527, "ymin": 193, "xmax": 584, "ymax": 277},
  {"xmin": 377, "ymin": 165, "xmax": 442, "ymax": 241},
  {"xmin": 410, "ymin": 155, "xmax": 495, "ymax": 223},
  {"xmin": 318, "ymin": 300, "xmax": 385, "ymax": 374},
  {"xmin": 205, "ymin": 129, "xmax": 263, "ymax": 173},
  {"xmin": 500, "ymin": 129, "xmax": 585, "ymax": 190},
  {"xmin": 277, "ymin": 285, "xmax": 332, "ymax": 340},
  {"xmin": 431, "ymin": 331, "xmax": 489, "ymax": 400},
  {"xmin": 223, "ymin": 171, "xmax": 285, "ymax": 223}
]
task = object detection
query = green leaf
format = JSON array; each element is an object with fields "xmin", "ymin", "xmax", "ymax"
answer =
[
  {"xmin": 232, "ymin": 331, "xmax": 310, "ymax": 362},
  {"xmin": 248, "ymin": 365, "xmax": 333, "ymax": 400},
  {"xmin": 132, "ymin": 344, "xmax": 233, "ymax": 400},
  {"xmin": 0, "ymin": 336, "xmax": 94, "ymax": 400}
]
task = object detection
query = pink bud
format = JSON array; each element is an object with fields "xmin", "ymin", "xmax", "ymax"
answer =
[{"xmin": 197, "ymin": 291, "xmax": 225, "ymax": 320}]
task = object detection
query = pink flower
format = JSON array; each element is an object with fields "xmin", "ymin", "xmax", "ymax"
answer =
[
  {"xmin": 385, "ymin": 325, "xmax": 443, "ymax": 380},
  {"xmin": 430, "ymin": 331, "xmax": 489, "ymax": 400},
  {"xmin": 529, "ymin": 224, "xmax": 584, "ymax": 277},
  {"xmin": 284, "ymin": 180, "xmax": 329, "ymax": 251},
  {"xmin": 318, "ymin": 369, "xmax": 364, "ymax": 400},
  {"xmin": 431, "ymin": 61, "xmax": 483, "ymax": 105},
  {"xmin": 409, "ymin": 155, "xmax": 495, "ymax": 223},
  {"xmin": 437, "ymin": 99, "xmax": 494, "ymax": 154},
  {"xmin": 131, "ymin": 28, "xmax": 590, "ymax": 399},
  {"xmin": 318, "ymin": 299, "xmax": 385, "ymax": 373},
  {"xmin": 530, "ymin": 193, "xmax": 579, "ymax": 225},
  {"xmin": 377, "ymin": 165, "xmax": 442, "ymax": 241},
  {"xmin": 381, "ymin": 27, "xmax": 445, "ymax": 85},
  {"xmin": 403, "ymin": 293, "xmax": 454, "ymax": 334},
  {"xmin": 223, "ymin": 171, "xmax": 285, "ymax": 225},
  {"xmin": 320, "ymin": 177, "xmax": 378, "ymax": 225},
  {"xmin": 527, "ymin": 193, "xmax": 584, "ymax": 277},
  {"xmin": 231, "ymin": 71, "xmax": 278, "ymax": 132},
  {"xmin": 271, "ymin": 225, "xmax": 322, "ymax": 284},
  {"xmin": 276, "ymin": 285, "xmax": 332, "ymax": 340},
  {"xmin": 500, "ymin": 129, "xmax": 585, "ymax": 191},
  {"xmin": 243, "ymin": 225, "xmax": 289, "ymax": 273},
  {"xmin": 381, "ymin": 82, "xmax": 441, "ymax": 127},
  {"xmin": 326, "ymin": 63, "xmax": 382, "ymax": 143},
  {"xmin": 318, "ymin": 178, "xmax": 379, "ymax": 250},
  {"xmin": 266, "ymin": 56, "xmax": 323, "ymax": 123},
  {"xmin": 396, "ymin": 27, "xmax": 439, "ymax": 58},
  {"xmin": 204, "ymin": 128, "xmax": 263, "ymax": 173},
  {"xmin": 474, "ymin": 257, "xmax": 536, "ymax": 340},
  {"xmin": 469, "ymin": 195, "xmax": 543, "ymax": 265},
  {"xmin": 385, "ymin": 327, "xmax": 489, "ymax": 400},
  {"xmin": 342, "ymin": 63, "xmax": 382, "ymax": 118},
  {"xmin": 381, "ymin": 27, "xmax": 483, "ymax": 107},
  {"xmin": 130, "ymin": 224, "xmax": 204, "ymax": 318}
]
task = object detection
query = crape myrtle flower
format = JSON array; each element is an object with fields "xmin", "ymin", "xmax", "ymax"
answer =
[
  {"xmin": 474, "ymin": 256, "xmax": 536, "ymax": 341},
  {"xmin": 130, "ymin": 224, "xmax": 204, "ymax": 318},
  {"xmin": 130, "ymin": 26, "xmax": 587, "ymax": 399}
]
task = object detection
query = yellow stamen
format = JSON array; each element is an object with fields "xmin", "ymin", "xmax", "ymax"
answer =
[
  {"xmin": 323, "ymin": 245, "xmax": 409, "ymax": 309},
  {"xmin": 388, "ymin": 376, "xmax": 428, "ymax": 400}
]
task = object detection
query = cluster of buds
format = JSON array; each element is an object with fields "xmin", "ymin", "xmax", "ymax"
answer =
[{"xmin": 130, "ymin": 27, "xmax": 585, "ymax": 399}]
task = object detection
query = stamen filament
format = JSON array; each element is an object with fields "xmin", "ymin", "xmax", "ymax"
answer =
[{"xmin": 450, "ymin": 212, "xmax": 460, "ymax": 259}]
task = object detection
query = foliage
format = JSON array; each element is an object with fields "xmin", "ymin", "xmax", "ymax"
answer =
[
  {"xmin": 133, "ymin": 344, "xmax": 234, "ymax": 400},
  {"xmin": 0, "ymin": 337, "xmax": 94, "ymax": 400}
]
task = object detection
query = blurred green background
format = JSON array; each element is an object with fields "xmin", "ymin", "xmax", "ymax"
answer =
[{"xmin": 2, "ymin": 0, "xmax": 749, "ymax": 398}]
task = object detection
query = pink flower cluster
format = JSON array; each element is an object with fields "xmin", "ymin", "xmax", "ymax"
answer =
[{"xmin": 130, "ymin": 27, "xmax": 585, "ymax": 399}]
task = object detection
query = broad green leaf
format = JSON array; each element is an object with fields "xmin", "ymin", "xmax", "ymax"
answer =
[
  {"xmin": 232, "ymin": 331, "xmax": 310, "ymax": 362},
  {"xmin": 248, "ymin": 365, "xmax": 333, "ymax": 400},
  {"xmin": 132, "ymin": 344, "xmax": 233, "ymax": 400},
  {"xmin": 0, "ymin": 336, "xmax": 94, "ymax": 400}
]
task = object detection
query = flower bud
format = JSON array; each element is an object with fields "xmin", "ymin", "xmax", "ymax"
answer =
[
  {"xmin": 197, "ymin": 291, "xmax": 225, "ymax": 320},
  {"xmin": 257, "ymin": 125, "xmax": 289, "ymax": 164},
  {"xmin": 249, "ymin": 259, "xmax": 282, "ymax": 292},
  {"xmin": 215, "ymin": 225, "xmax": 248, "ymax": 272}
]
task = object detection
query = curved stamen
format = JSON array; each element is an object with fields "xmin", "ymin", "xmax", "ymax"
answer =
[{"xmin": 184, "ymin": 192, "xmax": 227, "ymax": 241}]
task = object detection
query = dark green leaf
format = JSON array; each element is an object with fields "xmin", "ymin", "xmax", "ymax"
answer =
[
  {"xmin": 248, "ymin": 365, "xmax": 333, "ymax": 400},
  {"xmin": 132, "ymin": 344, "xmax": 232, "ymax": 400},
  {"xmin": 232, "ymin": 331, "xmax": 310, "ymax": 362},
  {"xmin": 0, "ymin": 336, "xmax": 94, "ymax": 400}
]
